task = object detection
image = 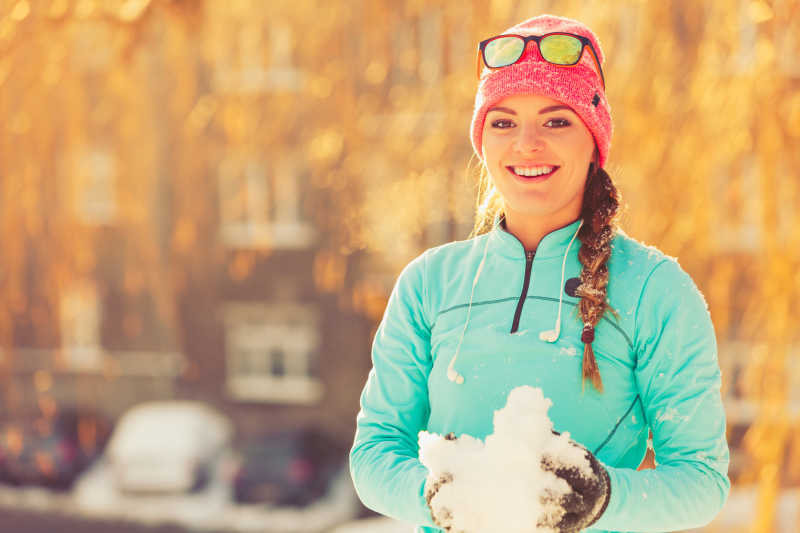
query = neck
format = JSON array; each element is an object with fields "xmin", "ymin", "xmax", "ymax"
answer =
[{"xmin": 502, "ymin": 209, "xmax": 581, "ymax": 252}]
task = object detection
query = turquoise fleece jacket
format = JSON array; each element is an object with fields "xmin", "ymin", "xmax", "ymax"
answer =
[{"xmin": 350, "ymin": 216, "xmax": 730, "ymax": 532}]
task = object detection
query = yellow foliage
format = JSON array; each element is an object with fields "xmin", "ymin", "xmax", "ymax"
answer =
[{"xmin": 0, "ymin": 2, "xmax": 797, "ymax": 526}]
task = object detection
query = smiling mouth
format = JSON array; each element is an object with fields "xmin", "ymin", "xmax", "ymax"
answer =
[{"xmin": 505, "ymin": 165, "xmax": 559, "ymax": 180}]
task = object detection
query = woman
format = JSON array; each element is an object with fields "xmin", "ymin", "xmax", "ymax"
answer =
[{"xmin": 350, "ymin": 14, "xmax": 729, "ymax": 533}]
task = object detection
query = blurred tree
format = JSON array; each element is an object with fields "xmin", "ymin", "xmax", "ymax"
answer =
[{"xmin": 0, "ymin": 0, "xmax": 798, "ymax": 527}]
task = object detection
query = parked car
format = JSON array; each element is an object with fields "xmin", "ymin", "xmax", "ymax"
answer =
[
  {"xmin": 0, "ymin": 408, "xmax": 112, "ymax": 489},
  {"xmin": 106, "ymin": 401, "xmax": 233, "ymax": 494},
  {"xmin": 231, "ymin": 427, "xmax": 347, "ymax": 507}
]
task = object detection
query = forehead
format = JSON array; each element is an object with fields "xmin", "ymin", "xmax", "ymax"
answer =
[{"xmin": 489, "ymin": 94, "xmax": 577, "ymax": 114}]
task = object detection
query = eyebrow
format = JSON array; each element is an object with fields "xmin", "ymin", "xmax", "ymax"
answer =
[{"xmin": 486, "ymin": 105, "xmax": 574, "ymax": 115}]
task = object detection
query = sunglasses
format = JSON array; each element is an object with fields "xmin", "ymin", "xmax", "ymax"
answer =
[{"xmin": 477, "ymin": 32, "xmax": 606, "ymax": 89}]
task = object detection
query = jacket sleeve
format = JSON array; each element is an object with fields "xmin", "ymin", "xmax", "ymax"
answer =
[
  {"xmin": 592, "ymin": 259, "xmax": 731, "ymax": 532},
  {"xmin": 349, "ymin": 251, "xmax": 437, "ymax": 527}
]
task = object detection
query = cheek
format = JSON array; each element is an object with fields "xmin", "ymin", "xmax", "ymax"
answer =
[
  {"xmin": 481, "ymin": 134, "xmax": 499, "ymax": 159},
  {"xmin": 482, "ymin": 126, "xmax": 511, "ymax": 151},
  {"xmin": 566, "ymin": 130, "xmax": 596, "ymax": 162}
]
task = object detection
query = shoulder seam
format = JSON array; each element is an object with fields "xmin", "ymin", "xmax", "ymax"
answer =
[{"xmin": 632, "ymin": 259, "xmax": 671, "ymax": 368}]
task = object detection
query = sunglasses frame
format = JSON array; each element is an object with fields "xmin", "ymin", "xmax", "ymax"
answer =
[{"xmin": 477, "ymin": 32, "xmax": 606, "ymax": 89}]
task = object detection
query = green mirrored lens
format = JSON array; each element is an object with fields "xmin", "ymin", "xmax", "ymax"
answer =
[
  {"xmin": 539, "ymin": 34, "xmax": 582, "ymax": 65},
  {"xmin": 484, "ymin": 36, "xmax": 525, "ymax": 68}
]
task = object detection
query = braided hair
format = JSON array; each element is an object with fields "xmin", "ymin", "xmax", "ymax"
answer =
[
  {"xmin": 469, "ymin": 157, "xmax": 623, "ymax": 392},
  {"xmin": 574, "ymin": 162, "xmax": 621, "ymax": 392}
]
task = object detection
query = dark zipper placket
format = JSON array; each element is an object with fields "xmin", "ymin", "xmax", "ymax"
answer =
[{"xmin": 510, "ymin": 250, "xmax": 535, "ymax": 333}]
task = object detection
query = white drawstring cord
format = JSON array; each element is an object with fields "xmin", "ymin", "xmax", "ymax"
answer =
[
  {"xmin": 447, "ymin": 233, "xmax": 491, "ymax": 385},
  {"xmin": 539, "ymin": 220, "xmax": 584, "ymax": 343},
  {"xmin": 448, "ymin": 220, "xmax": 583, "ymax": 384}
]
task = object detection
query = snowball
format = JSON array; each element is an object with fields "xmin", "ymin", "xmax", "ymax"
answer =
[{"xmin": 419, "ymin": 386, "xmax": 592, "ymax": 533}]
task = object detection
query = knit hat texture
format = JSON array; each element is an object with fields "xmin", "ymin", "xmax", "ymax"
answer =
[{"xmin": 470, "ymin": 14, "xmax": 612, "ymax": 168}]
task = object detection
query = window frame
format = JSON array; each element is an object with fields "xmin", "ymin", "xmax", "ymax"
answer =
[{"xmin": 222, "ymin": 302, "xmax": 322, "ymax": 404}]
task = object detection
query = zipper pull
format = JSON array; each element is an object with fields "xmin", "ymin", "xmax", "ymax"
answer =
[{"xmin": 526, "ymin": 250, "xmax": 535, "ymax": 262}]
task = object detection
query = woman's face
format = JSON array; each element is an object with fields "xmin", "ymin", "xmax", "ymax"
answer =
[{"xmin": 481, "ymin": 94, "xmax": 596, "ymax": 224}]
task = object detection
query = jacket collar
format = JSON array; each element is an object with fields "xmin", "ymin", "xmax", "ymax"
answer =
[{"xmin": 490, "ymin": 212, "xmax": 584, "ymax": 260}]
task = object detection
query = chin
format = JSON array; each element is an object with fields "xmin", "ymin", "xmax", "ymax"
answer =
[
  {"xmin": 507, "ymin": 203, "xmax": 562, "ymax": 217},
  {"xmin": 505, "ymin": 197, "xmax": 584, "ymax": 223}
]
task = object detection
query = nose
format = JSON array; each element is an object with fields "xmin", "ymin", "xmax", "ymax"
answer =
[{"xmin": 512, "ymin": 124, "xmax": 545, "ymax": 153}]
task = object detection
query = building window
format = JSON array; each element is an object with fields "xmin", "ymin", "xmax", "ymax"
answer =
[
  {"xmin": 775, "ymin": 155, "xmax": 797, "ymax": 245},
  {"xmin": 223, "ymin": 302, "xmax": 322, "ymax": 404},
  {"xmin": 729, "ymin": 0, "xmax": 758, "ymax": 74},
  {"xmin": 720, "ymin": 340, "xmax": 800, "ymax": 485},
  {"xmin": 218, "ymin": 154, "xmax": 315, "ymax": 249},
  {"xmin": 263, "ymin": 20, "xmax": 302, "ymax": 90},
  {"xmin": 390, "ymin": 8, "xmax": 445, "ymax": 86},
  {"xmin": 74, "ymin": 147, "xmax": 116, "ymax": 225},
  {"xmin": 446, "ymin": 4, "xmax": 473, "ymax": 76},
  {"xmin": 712, "ymin": 154, "xmax": 762, "ymax": 252},
  {"xmin": 60, "ymin": 282, "xmax": 102, "ymax": 371},
  {"xmin": 720, "ymin": 340, "xmax": 800, "ymax": 419},
  {"xmin": 391, "ymin": 16, "xmax": 417, "ymax": 85},
  {"xmin": 212, "ymin": 17, "xmax": 303, "ymax": 93},
  {"xmin": 270, "ymin": 348, "xmax": 285, "ymax": 376},
  {"xmin": 418, "ymin": 9, "xmax": 443, "ymax": 84},
  {"xmin": 612, "ymin": 2, "xmax": 642, "ymax": 70},
  {"xmin": 775, "ymin": 0, "xmax": 800, "ymax": 76}
]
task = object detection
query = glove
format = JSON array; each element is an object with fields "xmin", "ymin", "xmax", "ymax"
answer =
[{"xmin": 536, "ymin": 431, "xmax": 611, "ymax": 533}]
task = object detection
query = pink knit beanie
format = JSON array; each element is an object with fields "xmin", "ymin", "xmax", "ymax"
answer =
[{"xmin": 470, "ymin": 14, "xmax": 612, "ymax": 168}]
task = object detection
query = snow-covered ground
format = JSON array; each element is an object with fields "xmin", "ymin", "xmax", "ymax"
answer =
[
  {"xmin": 1, "ymin": 458, "xmax": 796, "ymax": 533},
  {"xmin": 0, "ymin": 451, "xmax": 360, "ymax": 533},
  {"xmin": 329, "ymin": 516, "xmax": 410, "ymax": 533},
  {"xmin": 331, "ymin": 486, "xmax": 800, "ymax": 533}
]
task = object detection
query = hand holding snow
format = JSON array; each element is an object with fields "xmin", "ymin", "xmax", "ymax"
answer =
[{"xmin": 419, "ymin": 386, "xmax": 593, "ymax": 533}]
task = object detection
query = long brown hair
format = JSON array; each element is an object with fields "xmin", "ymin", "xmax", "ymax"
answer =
[{"xmin": 468, "ymin": 154, "xmax": 622, "ymax": 392}]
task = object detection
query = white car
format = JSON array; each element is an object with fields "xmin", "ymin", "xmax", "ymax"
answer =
[{"xmin": 106, "ymin": 401, "xmax": 233, "ymax": 493}]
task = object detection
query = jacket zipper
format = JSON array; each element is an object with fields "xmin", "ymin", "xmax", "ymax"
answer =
[{"xmin": 510, "ymin": 250, "xmax": 535, "ymax": 333}]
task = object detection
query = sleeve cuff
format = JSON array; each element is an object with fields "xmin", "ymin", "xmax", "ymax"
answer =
[
  {"xmin": 585, "ymin": 461, "xmax": 612, "ymax": 529},
  {"xmin": 586, "ymin": 463, "xmax": 620, "ymax": 531}
]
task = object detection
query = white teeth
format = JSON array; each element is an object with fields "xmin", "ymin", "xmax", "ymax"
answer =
[{"xmin": 512, "ymin": 165, "xmax": 556, "ymax": 177}]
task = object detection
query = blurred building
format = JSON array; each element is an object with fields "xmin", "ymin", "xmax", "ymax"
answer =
[
  {"xmin": 0, "ymin": 2, "xmax": 799, "ymax": 517},
  {"xmin": 0, "ymin": 0, "xmax": 379, "ymax": 447}
]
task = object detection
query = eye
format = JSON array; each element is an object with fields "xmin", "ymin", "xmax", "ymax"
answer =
[
  {"xmin": 545, "ymin": 118, "xmax": 571, "ymax": 128},
  {"xmin": 490, "ymin": 118, "xmax": 515, "ymax": 129}
]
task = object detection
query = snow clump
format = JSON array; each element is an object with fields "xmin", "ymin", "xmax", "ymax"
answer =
[{"xmin": 419, "ymin": 386, "xmax": 591, "ymax": 533}]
